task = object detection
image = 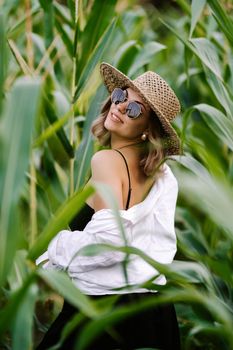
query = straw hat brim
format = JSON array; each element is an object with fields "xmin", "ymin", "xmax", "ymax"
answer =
[{"xmin": 100, "ymin": 62, "xmax": 182, "ymax": 156}]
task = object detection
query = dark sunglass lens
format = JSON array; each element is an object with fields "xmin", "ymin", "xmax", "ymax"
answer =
[
  {"xmin": 111, "ymin": 88, "xmax": 126, "ymax": 104},
  {"xmin": 126, "ymin": 102, "xmax": 141, "ymax": 118}
]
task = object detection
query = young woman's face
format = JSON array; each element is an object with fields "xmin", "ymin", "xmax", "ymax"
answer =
[{"xmin": 104, "ymin": 87, "xmax": 151, "ymax": 140}]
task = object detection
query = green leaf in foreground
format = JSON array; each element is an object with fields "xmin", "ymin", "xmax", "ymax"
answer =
[
  {"xmin": 37, "ymin": 269, "xmax": 98, "ymax": 318},
  {"xmin": 0, "ymin": 77, "xmax": 41, "ymax": 286},
  {"xmin": 28, "ymin": 185, "xmax": 94, "ymax": 260},
  {"xmin": 11, "ymin": 283, "xmax": 38, "ymax": 350}
]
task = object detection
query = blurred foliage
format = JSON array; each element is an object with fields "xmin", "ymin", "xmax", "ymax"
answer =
[{"xmin": 0, "ymin": 0, "xmax": 233, "ymax": 349}]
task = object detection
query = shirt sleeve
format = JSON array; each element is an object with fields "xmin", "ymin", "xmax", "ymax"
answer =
[
  {"xmin": 150, "ymin": 168, "xmax": 179, "ymax": 264},
  {"xmin": 43, "ymin": 211, "xmax": 133, "ymax": 273}
]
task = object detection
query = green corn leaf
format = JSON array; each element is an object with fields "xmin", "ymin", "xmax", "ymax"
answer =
[
  {"xmin": 1, "ymin": 0, "xmax": 21, "ymax": 17},
  {"xmin": 39, "ymin": 0, "xmax": 54, "ymax": 49},
  {"xmin": 73, "ymin": 18, "xmax": 117, "ymax": 102},
  {"xmin": 171, "ymin": 154, "xmax": 211, "ymax": 182},
  {"xmin": 74, "ymin": 85, "xmax": 106, "ymax": 190},
  {"xmin": 207, "ymin": 0, "xmax": 233, "ymax": 46},
  {"xmin": 194, "ymin": 103, "xmax": 233, "ymax": 151},
  {"xmin": 0, "ymin": 12, "xmax": 7, "ymax": 114},
  {"xmin": 76, "ymin": 285, "xmax": 233, "ymax": 350},
  {"xmin": 54, "ymin": 1, "xmax": 73, "ymax": 27},
  {"xmin": 7, "ymin": 250, "xmax": 29, "ymax": 291},
  {"xmin": 0, "ymin": 77, "xmax": 41, "ymax": 286},
  {"xmin": 161, "ymin": 19, "xmax": 223, "ymax": 80},
  {"xmin": 75, "ymin": 0, "xmax": 117, "ymax": 75},
  {"xmin": 7, "ymin": 4, "xmax": 40, "ymax": 38},
  {"xmin": 77, "ymin": 0, "xmax": 87, "ymax": 31},
  {"xmin": 39, "ymin": 0, "xmax": 63, "ymax": 79},
  {"xmin": 0, "ymin": 273, "xmax": 36, "ymax": 337},
  {"xmin": 190, "ymin": 0, "xmax": 206, "ymax": 38},
  {"xmin": 174, "ymin": 164, "xmax": 233, "ymax": 240},
  {"xmin": 183, "ymin": 46, "xmax": 194, "ymax": 87},
  {"xmin": 127, "ymin": 41, "xmax": 166, "ymax": 77},
  {"xmin": 37, "ymin": 269, "xmax": 99, "ymax": 318},
  {"xmin": 39, "ymin": 147, "xmax": 66, "ymax": 205},
  {"xmin": 54, "ymin": 15, "xmax": 73, "ymax": 58},
  {"xmin": 33, "ymin": 107, "xmax": 73, "ymax": 148},
  {"xmin": 204, "ymin": 68, "xmax": 233, "ymax": 121},
  {"xmin": 189, "ymin": 38, "xmax": 222, "ymax": 80},
  {"xmin": 11, "ymin": 283, "xmax": 38, "ymax": 350},
  {"xmin": 67, "ymin": 0, "xmax": 75, "ymax": 24},
  {"xmin": 43, "ymin": 94, "xmax": 74, "ymax": 158},
  {"xmin": 112, "ymin": 40, "xmax": 139, "ymax": 74},
  {"xmin": 28, "ymin": 185, "xmax": 94, "ymax": 260}
]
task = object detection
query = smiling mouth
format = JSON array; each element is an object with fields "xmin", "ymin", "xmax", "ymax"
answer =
[{"xmin": 111, "ymin": 113, "xmax": 123, "ymax": 123}]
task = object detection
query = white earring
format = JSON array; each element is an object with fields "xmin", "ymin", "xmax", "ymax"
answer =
[{"xmin": 141, "ymin": 133, "xmax": 147, "ymax": 141}]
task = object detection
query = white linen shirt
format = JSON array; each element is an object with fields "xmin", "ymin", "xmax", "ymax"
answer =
[{"xmin": 36, "ymin": 162, "xmax": 179, "ymax": 295}]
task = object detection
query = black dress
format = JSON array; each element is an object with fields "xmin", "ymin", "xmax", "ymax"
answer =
[{"xmin": 36, "ymin": 150, "xmax": 181, "ymax": 350}]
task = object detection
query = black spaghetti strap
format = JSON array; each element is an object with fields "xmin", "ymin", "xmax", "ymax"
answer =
[{"xmin": 113, "ymin": 149, "xmax": 132, "ymax": 210}]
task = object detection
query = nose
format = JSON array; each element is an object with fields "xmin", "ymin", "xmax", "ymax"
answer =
[{"xmin": 115, "ymin": 100, "xmax": 127, "ymax": 114}]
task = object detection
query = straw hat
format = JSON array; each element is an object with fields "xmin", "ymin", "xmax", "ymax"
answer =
[{"xmin": 100, "ymin": 62, "xmax": 182, "ymax": 156}]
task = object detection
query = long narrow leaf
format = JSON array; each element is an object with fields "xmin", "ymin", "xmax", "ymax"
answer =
[
  {"xmin": 161, "ymin": 19, "xmax": 223, "ymax": 80},
  {"xmin": 74, "ymin": 85, "xmax": 106, "ymax": 190},
  {"xmin": 73, "ymin": 18, "xmax": 117, "ymax": 102},
  {"xmin": 0, "ymin": 274, "xmax": 36, "ymax": 336},
  {"xmin": 39, "ymin": 0, "xmax": 63, "ymax": 79},
  {"xmin": 190, "ymin": 38, "xmax": 222, "ymax": 79},
  {"xmin": 43, "ymin": 94, "xmax": 74, "ymax": 158},
  {"xmin": 75, "ymin": 0, "xmax": 117, "ymax": 75},
  {"xmin": 28, "ymin": 186, "xmax": 94, "ymax": 260},
  {"xmin": 33, "ymin": 107, "xmax": 73, "ymax": 147},
  {"xmin": 12, "ymin": 283, "xmax": 38, "ymax": 350},
  {"xmin": 127, "ymin": 41, "xmax": 166, "ymax": 77},
  {"xmin": 0, "ymin": 77, "xmax": 41, "ymax": 286},
  {"xmin": 204, "ymin": 68, "xmax": 233, "ymax": 120},
  {"xmin": 194, "ymin": 103, "xmax": 233, "ymax": 151},
  {"xmin": 112, "ymin": 40, "xmax": 139, "ymax": 74},
  {"xmin": 190, "ymin": 0, "xmax": 206, "ymax": 37},
  {"xmin": 207, "ymin": 0, "xmax": 233, "ymax": 46},
  {"xmin": 174, "ymin": 165, "xmax": 233, "ymax": 240},
  {"xmin": 0, "ymin": 12, "xmax": 7, "ymax": 113},
  {"xmin": 38, "ymin": 269, "xmax": 98, "ymax": 318}
]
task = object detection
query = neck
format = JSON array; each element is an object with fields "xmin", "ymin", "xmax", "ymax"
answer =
[
  {"xmin": 110, "ymin": 135, "xmax": 144, "ymax": 150},
  {"xmin": 114, "ymin": 141, "xmax": 144, "ymax": 150}
]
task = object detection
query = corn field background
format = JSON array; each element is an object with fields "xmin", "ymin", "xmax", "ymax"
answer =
[{"xmin": 0, "ymin": 0, "xmax": 233, "ymax": 349}]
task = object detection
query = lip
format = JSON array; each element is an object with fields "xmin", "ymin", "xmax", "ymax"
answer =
[{"xmin": 110, "ymin": 111, "xmax": 123, "ymax": 123}]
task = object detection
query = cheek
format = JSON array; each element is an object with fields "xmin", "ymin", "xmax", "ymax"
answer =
[
  {"xmin": 105, "ymin": 109, "xmax": 112, "ymax": 122},
  {"xmin": 124, "ymin": 121, "xmax": 146, "ymax": 137},
  {"xmin": 131, "ymin": 116, "xmax": 149, "ymax": 132}
]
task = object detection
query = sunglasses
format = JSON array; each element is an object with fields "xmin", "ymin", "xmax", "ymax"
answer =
[{"xmin": 110, "ymin": 88, "xmax": 142, "ymax": 119}]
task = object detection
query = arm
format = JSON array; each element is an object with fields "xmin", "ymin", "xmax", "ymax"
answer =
[
  {"xmin": 151, "ymin": 171, "xmax": 179, "ymax": 263},
  {"xmin": 39, "ymin": 150, "xmax": 132, "ymax": 271},
  {"xmin": 47, "ymin": 211, "xmax": 132, "ymax": 273}
]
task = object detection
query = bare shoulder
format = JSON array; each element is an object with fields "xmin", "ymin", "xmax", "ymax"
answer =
[
  {"xmin": 89, "ymin": 150, "xmax": 124, "ymax": 210},
  {"xmin": 91, "ymin": 149, "xmax": 122, "ymax": 167},
  {"xmin": 91, "ymin": 149, "xmax": 125, "ymax": 178}
]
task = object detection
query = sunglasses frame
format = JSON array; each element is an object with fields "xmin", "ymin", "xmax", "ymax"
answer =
[{"xmin": 110, "ymin": 88, "xmax": 142, "ymax": 119}]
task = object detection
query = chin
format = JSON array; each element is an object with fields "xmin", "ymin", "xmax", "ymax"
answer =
[{"xmin": 104, "ymin": 114, "xmax": 118, "ymax": 131}]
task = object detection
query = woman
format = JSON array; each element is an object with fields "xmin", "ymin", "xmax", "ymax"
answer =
[{"xmin": 36, "ymin": 62, "xmax": 182, "ymax": 349}]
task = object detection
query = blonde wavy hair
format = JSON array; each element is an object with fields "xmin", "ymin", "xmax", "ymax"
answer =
[{"xmin": 91, "ymin": 96, "xmax": 167, "ymax": 181}]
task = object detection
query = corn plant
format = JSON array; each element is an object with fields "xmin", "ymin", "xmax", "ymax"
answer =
[
  {"xmin": 0, "ymin": 0, "xmax": 233, "ymax": 349},
  {"xmin": 0, "ymin": 0, "xmax": 170, "ymax": 349}
]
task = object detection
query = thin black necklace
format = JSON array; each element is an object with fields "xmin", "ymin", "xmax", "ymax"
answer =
[{"xmin": 114, "ymin": 141, "xmax": 144, "ymax": 150}]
